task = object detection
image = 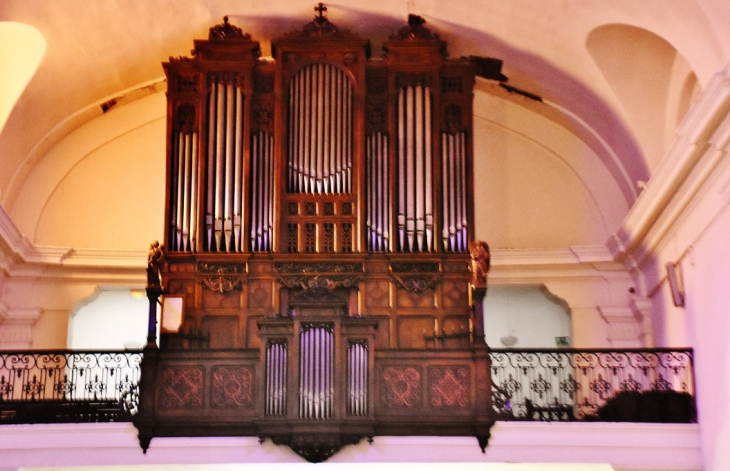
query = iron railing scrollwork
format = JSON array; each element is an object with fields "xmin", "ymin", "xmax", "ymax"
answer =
[
  {"xmin": 489, "ymin": 348, "xmax": 696, "ymax": 423},
  {"xmin": 0, "ymin": 350, "xmax": 142, "ymax": 424}
]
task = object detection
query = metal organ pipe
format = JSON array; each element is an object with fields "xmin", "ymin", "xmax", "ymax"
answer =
[
  {"xmin": 424, "ymin": 90, "xmax": 433, "ymax": 249},
  {"xmin": 266, "ymin": 341, "xmax": 287, "ymax": 416},
  {"xmin": 366, "ymin": 132, "xmax": 389, "ymax": 252},
  {"xmin": 442, "ymin": 131, "xmax": 468, "ymax": 252},
  {"xmin": 347, "ymin": 341, "xmax": 368, "ymax": 416},
  {"xmin": 169, "ymin": 122, "xmax": 199, "ymax": 252},
  {"xmin": 250, "ymin": 131, "xmax": 274, "ymax": 252},
  {"xmin": 206, "ymin": 87, "xmax": 216, "ymax": 251},
  {"xmin": 233, "ymin": 88, "xmax": 243, "ymax": 251},
  {"xmin": 397, "ymin": 84, "xmax": 433, "ymax": 252},
  {"xmin": 299, "ymin": 325, "xmax": 333, "ymax": 420},
  {"xmin": 288, "ymin": 64, "xmax": 352, "ymax": 194},
  {"xmin": 203, "ymin": 76, "xmax": 245, "ymax": 252},
  {"xmin": 214, "ymin": 81, "xmax": 225, "ymax": 250}
]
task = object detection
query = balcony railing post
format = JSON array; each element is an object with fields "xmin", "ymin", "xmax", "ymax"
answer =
[
  {"xmin": 145, "ymin": 286, "xmax": 162, "ymax": 347},
  {"xmin": 146, "ymin": 240, "xmax": 164, "ymax": 348}
]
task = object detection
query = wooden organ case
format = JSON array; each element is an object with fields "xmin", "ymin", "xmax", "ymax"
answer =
[{"xmin": 136, "ymin": 6, "xmax": 493, "ymax": 462}]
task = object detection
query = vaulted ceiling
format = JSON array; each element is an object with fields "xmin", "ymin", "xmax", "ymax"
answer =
[{"xmin": 1, "ymin": 0, "xmax": 728, "ymax": 249}]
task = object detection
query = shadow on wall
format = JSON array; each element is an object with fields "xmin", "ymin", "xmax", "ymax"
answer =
[{"xmin": 483, "ymin": 285, "xmax": 570, "ymax": 349}]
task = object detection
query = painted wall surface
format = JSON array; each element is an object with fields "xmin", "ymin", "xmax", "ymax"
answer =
[
  {"xmin": 483, "ymin": 285, "xmax": 570, "ymax": 349},
  {"xmin": 67, "ymin": 289, "xmax": 148, "ymax": 350}
]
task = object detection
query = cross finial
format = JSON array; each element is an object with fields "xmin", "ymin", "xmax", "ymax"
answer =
[{"xmin": 314, "ymin": 3, "xmax": 327, "ymax": 19}]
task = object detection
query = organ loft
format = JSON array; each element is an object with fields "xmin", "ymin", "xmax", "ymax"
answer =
[{"xmin": 137, "ymin": 5, "xmax": 493, "ymax": 462}]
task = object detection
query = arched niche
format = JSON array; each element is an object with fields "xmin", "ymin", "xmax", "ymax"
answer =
[
  {"xmin": 483, "ymin": 285, "xmax": 571, "ymax": 348},
  {"xmin": 67, "ymin": 287, "xmax": 148, "ymax": 350},
  {"xmin": 586, "ymin": 24, "xmax": 699, "ymax": 171}
]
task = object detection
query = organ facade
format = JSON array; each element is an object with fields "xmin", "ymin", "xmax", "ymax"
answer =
[{"xmin": 136, "ymin": 6, "xmax": 492, "ymax": 462}]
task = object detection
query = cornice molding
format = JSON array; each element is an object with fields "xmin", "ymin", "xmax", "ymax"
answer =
[
  {"xmin": 0, "ymin": 204, "xmax": 146, "ymax": 284},
  {"xmin": 491, "ymin": 246, "xmax": 618, "ymax": 269},
  {"xmin": 609, "ymin": 63, "xmax": 730, "ymax": 267}
]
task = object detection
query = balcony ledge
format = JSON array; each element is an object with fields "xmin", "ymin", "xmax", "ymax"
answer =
[{"xmin": 0, "ymin": 421, "xmax": 701, "ymax": 471}]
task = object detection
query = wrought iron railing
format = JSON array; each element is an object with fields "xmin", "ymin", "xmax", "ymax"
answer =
[
  {"xmin": 490, "ymin": 348, "xmax": 696, "ymax": 423},
  {"xmin": 0, "ymin": 348, "xmax": 696, "ymax": 425},
  {"xmin": 0, "ymin": 350, "xmax": 142, "ymax": 424}
]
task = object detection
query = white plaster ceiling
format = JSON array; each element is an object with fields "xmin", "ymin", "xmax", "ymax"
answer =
[{"xmin": 0, "ymin": 0, "xmax": 728, "ymax": 221}]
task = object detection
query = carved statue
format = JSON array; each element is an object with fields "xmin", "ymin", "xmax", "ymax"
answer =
[
  {"xmin": 470, "ymin": 240, "xmax": 490, "ymax": 289},
  {"xmin": 146, "ymin": 241, "xmax": 164, "ymax": 288}
]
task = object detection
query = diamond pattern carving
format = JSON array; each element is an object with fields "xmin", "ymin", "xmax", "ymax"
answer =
[
  {"xmin": 161, "ymin": 366, "xmax": 204, "ymax": 409},
  {"xmin": 429, "ymin": 366, "xmax": 469, "ymax": 407}
]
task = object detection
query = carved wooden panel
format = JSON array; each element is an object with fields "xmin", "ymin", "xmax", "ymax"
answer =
[
  {"xmin": 246, "ymin": 316, "xmax": 264, "ymax": 349},
  {"xmin": 380, "ymin": 366, "xmax": 421, "ymax": 408},
  {"xmin": 202, "ymin": 317, "xmax": 239, "ymax": 348},
  {"xmin": 428, "ymin": 366, "xmax": 470, "ymax": 408},
  {"xmin": 160, "ymin": 366, "xmax": 204, "ymax": 409},
  {"xmin": 211, "ymin": 365, "xmax": 254, "ymax": 408},
  {"xmin": 396, "ymin": 289, "xmax": 436, "ymax": 309},
  {"xmin": 167, "ymin": 279, "xmax": 195, "ymax": 297},
  {"xmin": 363, "ymin": 280, "xmax": 391, "ymax": 309},
  {"xmin": 396, "ymin": 316, "xmax": 434, "ymax": 348},
  {"xmin": 248, "ymin": 280, "xmax": 273, "ymax": 309},
  {"xmin": 441, "ymin": 280, "xmax": 468, "ymax": 308},
  {"xmin": 202, "ymin": 288, "xmax": 242, "ymax": 309}
]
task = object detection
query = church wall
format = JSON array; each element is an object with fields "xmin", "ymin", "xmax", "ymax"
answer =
[{"xmin": 615, "ymin": 64, "xmax": 730, "ymax": 470}]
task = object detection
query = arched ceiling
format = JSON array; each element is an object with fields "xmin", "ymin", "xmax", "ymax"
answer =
[{"xmin": 0, "ymin": 0, "xmax": 728, "ymax": 235}]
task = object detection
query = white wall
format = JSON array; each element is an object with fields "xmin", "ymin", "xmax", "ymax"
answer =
[
  {"xmin": 68, "ymin": 288, "xmax": 148, "ymax": 350},
  {"xmin": 483, "ymin": 285, "xmax": 570, "ymax": 349}
]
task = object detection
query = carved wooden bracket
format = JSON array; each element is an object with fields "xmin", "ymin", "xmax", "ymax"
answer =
[
  {"xmin": 267, "ymin": 434, "xmax": 369, "ymax": 463},
  {"xmin": 201, "ymin": 276, "xmax": 243, "ymax": 293}
]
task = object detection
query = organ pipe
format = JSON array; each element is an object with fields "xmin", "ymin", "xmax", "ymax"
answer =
[
  {"xmin": 442, "ymin": 131, "xmax": 468, "ymax": 252},
  {"xmin": 266, "ymin": 341, "xmax": 287, "ymax": 416},
  {"xmin": 203, "ymin": 77, "xmax": 245, "ymax": 252},
  {"xmin": 166, "ymin": 55, "xmax": 473, "ymax": 256},
  {"xmin": 397, "ymin": 84, "xmax": 433, "ymax": 252},
  {"xmin": 367, "ymin": 132, "xmax": 389, "ymax": 252},
  {"xmin": 169, "ymin": 128, "xmax": 199, "ymax": 252},
  {"xmin": 288, "ymin": 64, "xmax": 352, "ymax": 194},
  {"xmin": 299, "ymin": 324, "xmax": 333, "ymax": 420},
  {"xmin": 348, "ymin": 341, "xmax": 368, "ymax": 416}
]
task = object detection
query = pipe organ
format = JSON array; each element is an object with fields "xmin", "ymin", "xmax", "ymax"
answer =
[{"xmin": 138, "ymin": 6, "xmax": 492, "ymax": 463}]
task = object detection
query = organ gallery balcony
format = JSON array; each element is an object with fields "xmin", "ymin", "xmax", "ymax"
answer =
[{"xmin": 0, "ymin": 346, "xmax": 696, "ymax": 462}]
